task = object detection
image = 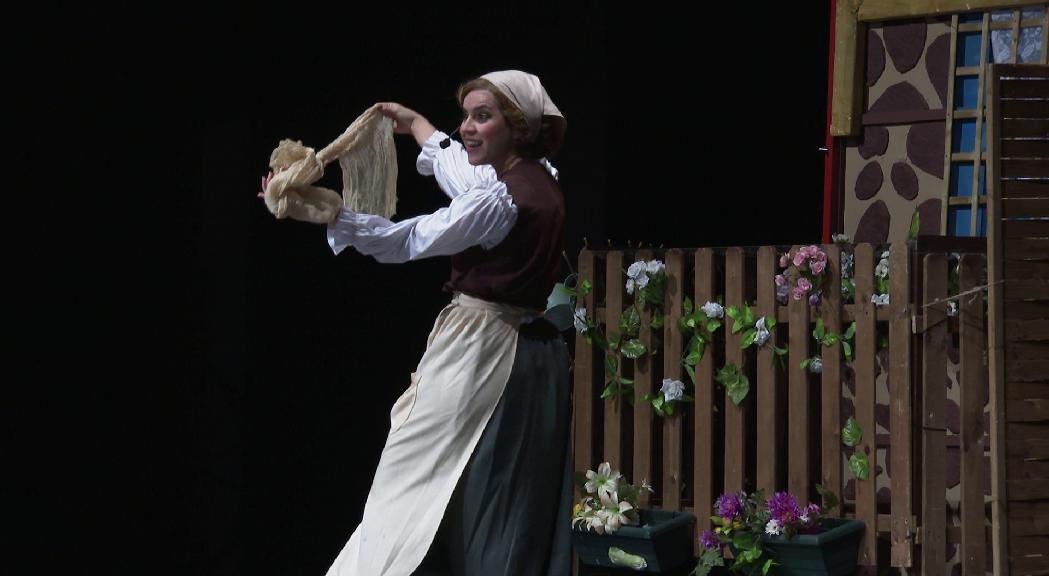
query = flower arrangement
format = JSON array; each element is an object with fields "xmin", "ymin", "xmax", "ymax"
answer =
[
  {"xmin": 776, "ymin": 245, "xmax": 829, "ymax": 306},
  {"xmin": 693, "ymin": 488, "xmax": 840, "ymax": 576},
  {"xmin": 572, "ymin": 462, "xmax": 653, "ymax": 534}
]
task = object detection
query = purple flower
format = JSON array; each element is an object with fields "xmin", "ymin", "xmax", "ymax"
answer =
[
  {"xmin": 810, "ymin": 259, "xmax": 826, "ymax": 275},
  {"xmin": 805, "ymin": 502, "xmax": 821, "ymax": 519},
  {"xmin": 767, "ymin": 492, "xmax": 802, "ymax": 525},
  {"xmin": 774, "ymin": 274, "xmax": 786, "ymax": 287},
  {"xmin": 700, "ymin": 529, "xmax": 720, "ymax": 550},
  {"xmin": 715, "ymin": 492, "xmax": 745, "ymax": 520},
  {"xmin": 797, "ymin": 277, "xmax": 812, "ymax": 293},
  {"xmin": 808, "ymin": 292, "xmax": 820, "ymax": 306},
  {"xmin": 791, "ymin": 286, "xmax": 805, "ymax": 301},
  {"xmin": 776, "ymin": 283, "xmax": 791, "ymax": 304}
]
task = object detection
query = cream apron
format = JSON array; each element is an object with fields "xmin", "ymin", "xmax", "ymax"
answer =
[{"xmin": 325, "ymin": 293, "xmax": 540, "ymax": 576}]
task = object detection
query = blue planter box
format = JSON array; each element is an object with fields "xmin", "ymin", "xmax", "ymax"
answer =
[
  {"xmin": 572, "ymin": 509, "xmax": 695, "ymax": 573},
  {"xmin": 758, "ymin": 518, "xmax": 865, "ymax": 576}
]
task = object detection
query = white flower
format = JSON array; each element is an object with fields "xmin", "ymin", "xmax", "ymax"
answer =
[
  {"xmin": 799, "ymin": 514, "xmax": 811, "ymax": 524},
  {"xmin": 809, "ymin": 356, "xmax": 823, "ymax": 374},
  {"xmin": 947, "ymin": 300, "xmax": 958, "ymax": 317},
  {"xmin": 831, "ymin": 233, "xmax": 851, "ymax": 244},
  {"xmin": 626, "ymin": 278, "xmax": 635, "ymax": 294},
  {"xmin": 660, "ymin": 378, "xmax": 685, "ymax": 403},
  {"xmin": 701, "ymin": 301, "xmax": 724, "ymax": 319},
  {"xmin": 627, "ymin": 261, "xmax": 648, "ymax": 281},
  {"xmin": 875, "ymin": 260, "xmax": 890, "ymax": 279},
  {"xmin": 584, "ymin": 462, "xmax": 621, "ymax": 498},
  {"xmin": 754, "ymin": 316, "xmax": 770, "ymax": 346},
  {"xmin": 881, "ymin": 250, "xmax": 890, "ymax": 260},
  {"xmin": 872, "ymin": 293, "xmax": 890, "ymax": 307},
  {"xmin": 641, "ymin": 478, "xmax": 655, "ymax": 494},
  {"xmin": 573, "ymin": 307, "xmax": 588, "ymax": 333},
  {"xmin": 599, "ymin": 490, "xmax": 635, "ymax": 533},
  {"xmin": 645, "ymin": 259, "xmax": 665, "ymax": 276},
  {"xmin": 765, "ymin": 519, "xmax": 782, "ymax": 536}
]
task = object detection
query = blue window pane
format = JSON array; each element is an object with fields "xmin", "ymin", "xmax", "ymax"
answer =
[
  {"xmin": 955, "ymin": 76, "xmax": 981, "ymax": 109},
  {"xmin": 950, "ymin": 206, "xmax": 972, "ymax": 235},
  {"xmin": 976, "ymin": 205, "xmax": 987, "ymax": 237},
  {"xmin": 949, "ymin": 162, "xmax": 987, "ymax": 197},
  {"xmin": 960, "ymin": 12, "xmax": 983, "ymax": 23},
  {"xmin": 958, "ymin": 32, "xmax": 984, "ymax": 66},
  {"xmin": 954, "ymin": 119, "xmax": 977, "ymax": 153},
  {"xmin": 981, "ymin": 120, "xmax": 987, "ymax": 152}
]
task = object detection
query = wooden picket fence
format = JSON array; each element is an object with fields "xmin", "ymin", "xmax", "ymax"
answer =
[{"xmin": 572, "ymin": 243, "xmax": 995, "ymax": 574}]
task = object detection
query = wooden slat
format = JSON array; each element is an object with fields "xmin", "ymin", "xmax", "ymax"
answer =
[
  {"xmin": 1007, "ymin": 423, "xmax": 1049, "ymax": 459},
  {"xmin": 1010, "ymin": 535, "xmax": 1049, "ymax": 574},
  {"xmin": 788, "ymin": 246, "xmax": 811, "ymax": 500},
  {"xmin": 1003, "ymin": 237, "xmax": 1049, "ymax": 259},
  {"xmin": 970, "ymin": 13, "xmax": 990, "ymax": 236},
  {"xmin": 1002, "ymin": 78, "xmax": 1049, "ymax": 98},
  {"xmin": 889, "ymin": 244, "xmax": 913, "ymax": 567},
  {"xmin": 1002, "ymin": 180, "xmax": 1049, "ymax": 198},
  {"xmin": 662, "ymin": 249, "xmax": 684, "ymax": 511},
  {"xmin": 1002, "ymin": 198, "xmax": 1049, "ymax": 218},
  {"xmin": 1008, "ymin": 457, "xmax": 1049, "ymax": 485},
  {"xmin": 724, "ymin": 247, "xmax": 747, "ymax": 493},
  {"xmin": 941, "ymin": 13, "xmax": 960, "ymax": 234},
  {"xmin": 574, "ymin": 250, "xmax": 596, "ymax": 487},
  {"xmin": 1005, "ymin": 301, "xmax": 1049, "ymax": 319},
  {"xmin": 1001, "ymin": 158, "xmax": 1049, "ymax": 178},
  {"xmin": 1007, "ymin": 380, "xmax": 1049, "ymax": 423},
  {"xmin": 1001, "ymin": 138, "xmax": 1049, "ymax": 158},
  {"xmin": 854, "ymin": 244, "xmax": 878, "ymax": 569},
  {"xmin": 756, "ymin": 246, "xmax": 779, "ymax": 495},
  {"xmin": 1001, "ymin": 118, "xmax": 1049, "ymax": 138},
  {"xmin": 1004, "ymin": 277, "xmax": 1049, "ymax": 301},
  {"xmin": 1009, "ymin": 501, "xmax": 1049, "ymax": 537},
  {"xmin": 1006, "ymin": 355, "xmax": 1049, "ymax": 382},
  {"xmin": 831, "ymin": 0, "xmax": 864, "ymax": 137},
  {"xmin": 693, "ymin": 248, "xmax": 715, "ymax": 531},
  {"xmin": 959, "ymin": 254, "xmax": 987, "ymax": 576},
  {"xmin": 986, "ymin": 68, "xmax": 1010, "ymax": 576},
  {"xmin": 1003, "ymin": 219, "xmax": 1049, "ymax": 239},
  {"xmin": 1001, "ymin": 98, "xmax": 1049, "ymax": 119},
  {"xmin": 1003, "ymin": 259, "xmax": 1049, "ymax": 279},
  {"xmin": 820, "ymin": 244, "xmax": 843, "ymax": 516},
  {"xmin": 604, "ymin": 251, "xmax": 626, "ymax": 470},
  {"xmin": 1006, "ymin": 318, "xmax": 1049, "ymax": 341},
  {"xmin": 921, "ymin": 254, "xmax": 949, "ymax": 576},
  {"xmin": 632, "ymin": 249, "xmax": 654, "ymax": 498}
]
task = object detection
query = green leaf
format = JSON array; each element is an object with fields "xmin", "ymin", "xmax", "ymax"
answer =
[
  {"xmin": 742, "ymin": 305, "xmax": 755, "ymax": 326},
  {"xmin": 814, "ymin": 318, "xmax": 826, "ymax": 340},
  {"xmin": 580, "ymin": 279, "xmax": 592, "ymax": 295},
  {"xmin": 762, "ymin": 558, "xmax": 776, "ymax": 575},
  {"xmin": 664, "ymin": 402, "xmax": 675, "ymax": 416},
  {"xmin": 843, "ymin": 321, "xmax": 857, "ymax": 340},
  {"xmin": 842, "ymin": 416, "xmax": 862, "ymax": 447},
  {"xmin": 908, "ymin": 208, "xmax": 920, "ymax": 243},
  {"xmin": 773, "ymin": 344, "xmax": 788, "ymax": 356},
  {"xmin": 800, "ymin": 358, "xmax": 811, "ymax": 371},
  {"xmin": 709, "ymin": 516, "xmax": 725, "ymax": 526},
  {"xmin": 608, "ymin": 332, "xmax": 621, "ymax": 352},
  {"xmin": 684, "ymin": 349, "xmax": 701, "ymax": 366},
  {"xmin": 727, "ymin": 374, "xmax": 750, "ymax": 406},
  {"xmin": 841, "ymin": 341, "xmax": 853, "ymax": 362},
  {"xmin": 686, "ymin": 317, "xmax": 697, "ymax": 329},
  {"xmin": 764, "ymin": 316, "xmax": 776, "ymax": 330},
  {"xmin": 706, "ymin": 319, "xmax": 722, "ymax": 333},
  {"xmin": 683, "ymin": 296, "xmax": 693, "ymax": 315},
  {"xmin": 600, "ymin": 382, "xmax": 617, "ymax": 399},
  {"xmin": 685, "ymin": 363, "xmax": 696, "ymax": 385},
  {"xmin": 740, "ymin": 328, "xmax": 757, "ymax": 349},
  {"xmin": 850, "ymin": 451, "xmax": 870, "ymax": 480},
  {"xmin": 604, "ymin": 354, "xmax": 619, "ymax": 374},
  {"xmin": 725, "ymin": 305, "xmax": 741, "ymax": 320},
  {"xmin": 651, "ymin": 310, "xmax": 665, "ymax": 330},
  {"xmin": 620, "ymin": 377, "xmax": 634, "ymax": 385},
  {"xmin": 652, "ymin": 395, "xmax": 665, "ymax": 410},
  {"xmin": 621, "ymin": 339, "xmax": 647, "ymax": 359},
  {"xmin": 816, "ymin": 483, "xmax": 840, "ymax": 513},
  {"xmin": 620, "ymin": 306, "xmax": 641, "ymax": 337},
  {"xmin": 823, "ymin": 333, "xmax": 839, "ymax": 347}
]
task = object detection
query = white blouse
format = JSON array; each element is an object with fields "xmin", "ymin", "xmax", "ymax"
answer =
[{"xmin": 326, "ymin": 130, "xmax": 557, "ymax": 263}]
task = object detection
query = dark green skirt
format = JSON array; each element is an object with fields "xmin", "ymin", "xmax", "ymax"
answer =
[{"xmin": 412, "ymin": 319, "xmax": 573, "ymax": 576}]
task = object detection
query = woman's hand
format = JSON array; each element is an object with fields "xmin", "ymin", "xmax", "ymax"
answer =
[{"xmin": 376, "ymin": 102, "xmax": 436, "ymax": 147}]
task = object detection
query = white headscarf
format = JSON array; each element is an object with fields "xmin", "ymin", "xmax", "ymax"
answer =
[{"xmin": 480, "ymin": 70, "xmax": 565, "ymax": 142}]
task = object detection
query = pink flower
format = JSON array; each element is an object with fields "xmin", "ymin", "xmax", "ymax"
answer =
[
  {"xmin": 793, "ymin": 250, "xmax": 808, "ymax": 267},
  {"xmin": 811, "ymin": 259, "xmax": 826, "ymax": 275},
  {"xmin": 798, "ymin": 277, "xmax": 812, "ymax": 292},
  {"xmin": 779, "ymin": 254, "xmax": 789, "ymax": 268},
  {"xmin": 791, "ymin": 287, "xmax": 805, "ymax": 300},
  {"xmin": 775, "ymin": 274, "xmax": 786, "ymax": 287}
]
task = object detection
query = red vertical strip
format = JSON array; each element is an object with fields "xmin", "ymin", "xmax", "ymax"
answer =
[{"xmin": 823, "ymin": 0, "xmax": 838, "ymax": 244}]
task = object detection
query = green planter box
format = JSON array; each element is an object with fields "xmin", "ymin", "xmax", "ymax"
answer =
[
  {"xmin": 572, "ymin": 509, "xmax": 695, "ymax": 573},
  {"xmin": 757, "ymin": 518, "xmax": 865, "ymax": 576}
]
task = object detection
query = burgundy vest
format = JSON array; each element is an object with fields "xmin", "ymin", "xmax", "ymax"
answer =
[{"xmin": 444, "ymin": 160, "xmax": 565, "ymax": 311}]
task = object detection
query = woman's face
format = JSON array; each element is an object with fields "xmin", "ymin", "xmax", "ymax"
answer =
[{"xmin": 460, "ymin": 89, "xmax": 517, "ymax": 171}]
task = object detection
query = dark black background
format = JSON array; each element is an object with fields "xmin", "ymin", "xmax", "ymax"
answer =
[{"xmin": 13, "ymin": 2, "xmax": 829, "ymax": 575}]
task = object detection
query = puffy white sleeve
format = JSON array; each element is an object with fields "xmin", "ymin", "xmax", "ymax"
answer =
[
  {"xmin": 415, "ymin": 131, "xmax": 498, "ymax": 199},
  {"xmin": 325, "ymin": 181, "xmax": 518, "ymax": 263}
]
